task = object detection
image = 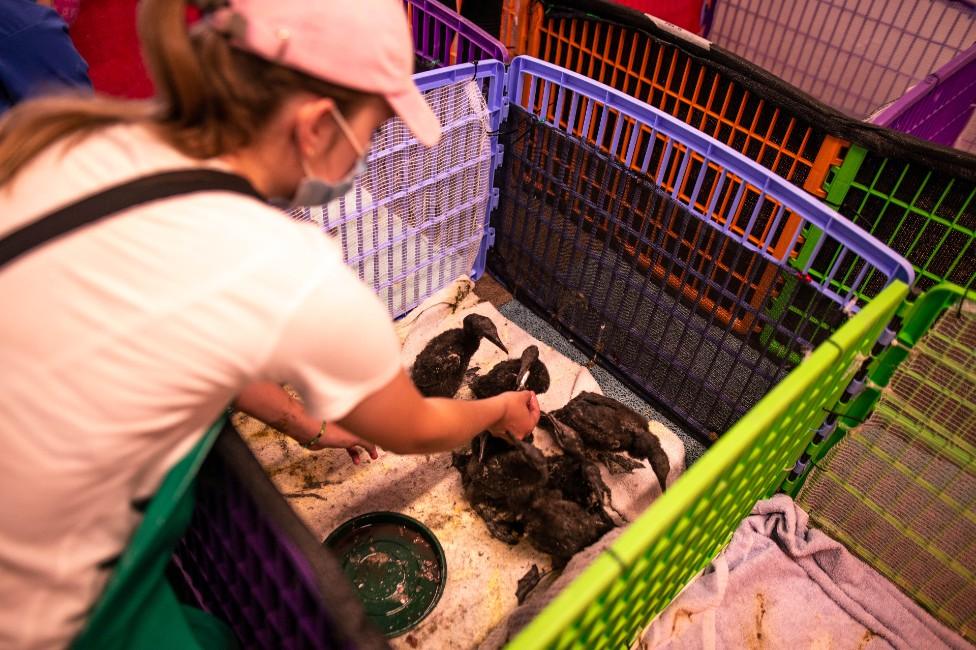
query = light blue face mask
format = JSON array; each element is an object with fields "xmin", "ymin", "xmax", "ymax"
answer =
[
  {"xmin": 290, "ymin": 155, "xmax": 367, "ymax": 208},
  {"xmin": 287, "ymin": 107, "xmax": 369, "ymax": 209}
]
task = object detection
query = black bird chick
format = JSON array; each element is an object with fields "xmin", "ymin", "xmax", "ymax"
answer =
[
  {"xmin": 470, "ymin": 345, "xmax": 551, "ymax": 399},
  {"xmin": 524, "ymin": 455, "xmax": 614, "ymax": 567},
  {"xmin": 452, "ymin": 434, "xmax": 548, "ymax": 543},
  {"xmin": 470, "ymin": 345, "xmax": 550, "ymax": 464},
  {"xmin": 525, "ymin": 491, "xmax": 614, "ymax": 567},
  {"xmin": 411, "ymin": 314, "xmax": 508, "ymax": 397},
  {"xmin": 454, "ymin": 413, "xmax": 617, "ymax": 564},
  {"xmin": 549, "ymin": 392, "xmax": 670, "ymax": 492}
]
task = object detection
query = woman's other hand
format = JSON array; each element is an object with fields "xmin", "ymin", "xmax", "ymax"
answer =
[
  {"xmin": 488, "ymin": 390, "xmax": 540, "ymax": 441},
  {"xmin": 306, "ymin": 421, "xmax": 379, "ymax": 464}
]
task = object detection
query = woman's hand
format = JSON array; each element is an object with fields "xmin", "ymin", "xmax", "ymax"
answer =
[
  {"xmin": 234, "ymin": 381, "xmax": 377, "ymax": 464},
  {"xmin": 488, "ymin": 391, "xmax": 541, "ymax": 441},
  {"xmin": 305, "ymin": 421, "xmax": 379, "ymax": 464}
]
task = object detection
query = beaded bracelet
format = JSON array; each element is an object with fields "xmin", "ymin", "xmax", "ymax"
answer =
[{"xmin": 301, "ymin": 421, "xmax": 327, "ymax": 449}]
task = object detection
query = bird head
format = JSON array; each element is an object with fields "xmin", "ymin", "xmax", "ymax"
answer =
[
  {"xmin": 462, "ymin": 314, "xmax": 508, "ymax": 353},
  {"xmin": 515, "ymin": 345, "xmax": 540, "ymax": 390}
]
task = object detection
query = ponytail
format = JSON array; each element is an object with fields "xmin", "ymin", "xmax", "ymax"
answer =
[{"xmin": 0, "ymin": 0, "xmax": 370, "ymax": 188}]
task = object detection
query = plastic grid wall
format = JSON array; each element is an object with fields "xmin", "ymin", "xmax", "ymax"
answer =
[
  {"xmin": 502, "ymin": 0, "xmax": 530, "ymax": 56},
  {"xmin": 868, "ymin": 45, "xmax": 976, "ymax": 150},
  {"xmin": 506, "ymin": 281, "xmax": 908, "ymax": 649},
  {"xmin": 505, "ymin": 58, "xmax": 913, "ymax": 296},
  {"xmin": 291, "ymin": 65, "xmax": 503, "ymax": 318},
  {"xmin": 406, "ymin": 0, "xmax": 509, "ymax": 71},
  {"xmin": 490, "ymin": 57, "xmax": 911, "ymax": 440},
  {"xmin": 515, "ymin": 1, "xmax": 825, "ymax": 191},
  {"xmin": 825, "ymin": 147, "xmax": 976, "ymax": 294},
  {"xmin": 499, "ymin": 1, "xmax": 976, "ymax": 300},
  {"xmin": 170, "ymin": 431, "xmax": 386, "ymax": 649},
  {"xmin": 798, "ymin": 296, "xmax": 976, "ymax": 643},
  {"xmin": 957, "ymin": 111, "xmax": 976, "ymax": 154},
  {"xmin": 709, "ymin": 0, "xmax": 976, "ymax": 118}
]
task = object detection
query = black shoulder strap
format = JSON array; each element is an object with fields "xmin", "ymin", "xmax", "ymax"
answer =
[{"xmin": 0, "ymin": 169, "xmax": 263, "ymax": 271}]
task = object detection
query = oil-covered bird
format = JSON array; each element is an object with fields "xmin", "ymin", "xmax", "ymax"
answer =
[
  {"xmin": 411, "ymin": 314, "xmax": 508, "ymax": 397},
  {"xmin": 454, "ymin": 423, "xmax": 616, "ymax": 565},
  {"xmin": 452, "ymin": 433, "xmax": 549, "ymax": 543},
  {"xmin": 548, "ymin": 392, "xmax": 670, "ymax": 492},
  {"xmin": 525, "ymin": 491, "xmax": 613, "ymax": 566},
  {"xmin": 524, "ymin": 454, "xmax": 614, "ymax": 566},
  {"xmin": 470, "ymin": 345, "xmax": 550, "ymax": 464},
  {"xmin": 470, "ymin": 345, "xmax": 550, "ymax": 399}
]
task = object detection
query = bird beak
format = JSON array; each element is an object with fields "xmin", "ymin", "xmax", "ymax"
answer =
[
  {"xmin": 486, "ymin": 333, "xmax": 508, "ymax": 354},
  {"xmin": 477, "ymin": 432, "xmax": 487, "ymax": 463},
  {"xmin": 515, "ymin": 347, "xmax": 536, "ymax": 390}
]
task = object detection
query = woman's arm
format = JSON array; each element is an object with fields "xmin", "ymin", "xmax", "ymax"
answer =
[
  {"xmin": 234, "ymin": 381, "xmax": 378, "ymax": 463},
  {"xmin": 258, "ymin": 263, "xmax": 539, "ymax": 456},
  {"xmin": 338, "ymin": 370, "xmax": 540, "ymax": 454}
]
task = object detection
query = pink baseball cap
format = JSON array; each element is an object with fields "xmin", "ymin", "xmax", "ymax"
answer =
[{"xmin": 211, "ymin": 0, "xmax": 441, "ymax": 147}]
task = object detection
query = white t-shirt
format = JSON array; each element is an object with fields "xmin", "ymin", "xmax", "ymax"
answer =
[{"xmin": 0, "ymin": 124, "xmax": 401, "ymax": 648}]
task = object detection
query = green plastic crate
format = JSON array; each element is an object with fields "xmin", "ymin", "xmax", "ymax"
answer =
[
  {"xmin": 72, "ymin": 419, "xmax": 229, "ymax": 650},
  {"xmin": 506, "ymin": 280, "xmax": 908, "ymax": 649},
  {"xmin": 824, "ymin": 147, "xmax": 975, "ymax": 294},
  {"xmin": 785, "ymin": 282, "xmax": 976, "ymax": 495},
  {"xmin": 791, "ymin": 283, "xmax": 976, "ymax": 642}
]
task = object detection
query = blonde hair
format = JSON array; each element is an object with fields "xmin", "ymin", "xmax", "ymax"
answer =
[{"xmin": 0, "ymin": 0, "xmax": 371, "ymax": 187}]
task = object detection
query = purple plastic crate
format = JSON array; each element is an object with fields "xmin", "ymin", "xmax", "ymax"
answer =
[
  {"xmin": 506, "ymin": 56, "xmax": 915, "ymax": 296},
  {"xmin": 414, "ymin": 61, "xmax": 507, "ymax": 282},
  {"xmin": 406, "ymin": 0, "xmax": 509, "ymax": 71},
  {"xmin": 291, "ymin": 61, "xmax": 506, "ymax": 319},
  {"xmin": 171, "ymin": 427, "xmax": 390, "ymax": 650},
  {"xmin": 869, "ymin": 44, "xmax": 976, "ymax": 150},
  {"xmin": 709, "ymin": 0, "xmax": 976, "ymax": 119},
  {"xmin": 492, "ymin": 57, "xmax": 914, "ymax": 439}
]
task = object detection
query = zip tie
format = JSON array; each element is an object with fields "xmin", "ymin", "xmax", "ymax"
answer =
[
  {"xmin": 844, "ymin": 377, "xmax": 866, "ymax": 398},
  {"xmin": 790, "ymin": 458, "xmax": 808, "ymax": 476},
  {"xmin": 821, "ymin": 408, "xmax": 866, "ymax": 426},
  {"xmin": 876, "ymin": 327, "xmax": 896, "ymax": 347},
  {"xmin": 604, "ymin": 546, "xmax": 629, "ymax": 572},
  {"xmin": 813, "ymin": 418, "xmax": 837, "ymax": 443}
]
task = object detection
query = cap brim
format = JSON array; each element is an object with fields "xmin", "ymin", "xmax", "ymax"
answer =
[{"xmin": 386, "ymin": 85, "xmax": 442, "ymax": 147}]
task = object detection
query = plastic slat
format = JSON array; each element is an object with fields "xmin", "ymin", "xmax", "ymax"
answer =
[{"xmin": 507, "ymin": 56, "xmax": 915, "ymax": 291}]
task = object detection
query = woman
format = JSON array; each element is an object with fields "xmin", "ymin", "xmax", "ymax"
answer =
[{"xmin": 0, "ymin": 0, "xmax": 540, "ymax": 646}]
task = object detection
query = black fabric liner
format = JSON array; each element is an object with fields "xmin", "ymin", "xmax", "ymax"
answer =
[
  {"xmin": 834, "ymin": 154, "xmax": 976, "ymax": 293},
  {"xmin": 533, "ymin": 0, "xmax": 976, "ymax": 182},
  {"xmin": 171, "ymin": 425, "xmax": 390, "ymax": 650},
  {"xmin": 489, "ymin": 106, "xmax": 852, "ymax": 445}
]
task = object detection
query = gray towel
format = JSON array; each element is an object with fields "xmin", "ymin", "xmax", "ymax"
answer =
[
  {"xmin": 483, "ymin": 495, "xmax": 971, "ymax": 649},
  {"xmin": 640, "ymin": 495, "xmax": 972, "ymax": 649}
]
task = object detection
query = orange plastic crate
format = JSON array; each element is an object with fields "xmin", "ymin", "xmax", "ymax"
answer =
[{"xmin": 499, "ymin": 2, "xmax": 827, "ymax": 333}]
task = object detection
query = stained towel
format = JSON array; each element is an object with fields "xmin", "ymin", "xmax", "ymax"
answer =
[
  {"xmin": 640, "ymin": 494, "xmax": 971, "ymax": 650},
  {"xmin": 485, "ymin": 495, "xmax": 971, "ymax": 649},
  {"xmin": 480, "ymin": 527, "xmax": 626, "ymax": 649}
]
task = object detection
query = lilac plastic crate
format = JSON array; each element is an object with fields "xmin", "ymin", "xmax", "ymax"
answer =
[
  {"xmin": 709, "ymin": 0, "xmax": 976, "ymax": 119},
  {"xmin": 291, "ymin": 61, "xmax": 506, "ymax": 320},
  {"xmin": 171, "ymin": 426, "xmax": 390, "ymax": 650},
  {"xmin": 869, "ymin": 44, "xmax": 976, "ymax": 151},
  {"xmin": 406, "ymin": 0, "xmax": 509, "ymax": 71}
]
